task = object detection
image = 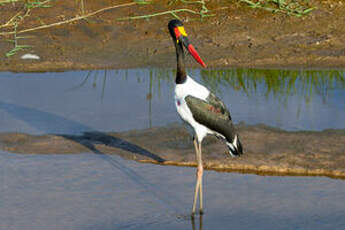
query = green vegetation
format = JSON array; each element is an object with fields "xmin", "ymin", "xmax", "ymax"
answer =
[
  {"xmin": 5, "ymin": 22, "xmax": 32, "ymax": 57},
  {"xmin": 199, "ymin": 69, "xmax": 345, "ymax": 105},
  {"xmin": 1, "ymin": 0, "xmax": 52, "ymax": 57},
  {"xmin": 239, "ymin": 0, "xmax": 315, "ymax": 17},
  {"xmin": 75, "ymin": 68, "xmax": 345, "ymax": 106}
]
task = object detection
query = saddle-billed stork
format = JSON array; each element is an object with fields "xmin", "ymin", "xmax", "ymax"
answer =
[{"xmin": 168, "ymin": 19, "xmax": 243, "ymax": 216}]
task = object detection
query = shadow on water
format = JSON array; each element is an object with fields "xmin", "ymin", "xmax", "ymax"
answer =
[
  {"xmin": 61, "ymin": 132, "xmax": 165, "ymax": 163},
  {"xmin": 0, "ymin": 100, "xmax": 89, "ymax": 134},
  {"xmin": 0, "ymin": 100, "xmax": 181, "ymax": 211},
  {"xmin": 0, "ymin": 100, "xmax": 163, "ymax": 162}
]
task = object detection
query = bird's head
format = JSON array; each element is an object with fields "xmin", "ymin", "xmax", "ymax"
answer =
[{"xmin": 168, "ymin": 19, "xmax": 206, "ymax": 68}]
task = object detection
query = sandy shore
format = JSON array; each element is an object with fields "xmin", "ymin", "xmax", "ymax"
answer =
[{"xmin": 1, "ymin": 124, "xmax": 344, "ymax": 178}]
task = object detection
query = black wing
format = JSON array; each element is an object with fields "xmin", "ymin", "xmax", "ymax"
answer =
[{"xmin": 185, "ymin": 93, "xmax": 236, "ymax": 142}]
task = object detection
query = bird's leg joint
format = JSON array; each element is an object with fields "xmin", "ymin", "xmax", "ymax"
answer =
[{"xmin": 196, "ymin": 164, "xmax": 203, "ymax": 179}]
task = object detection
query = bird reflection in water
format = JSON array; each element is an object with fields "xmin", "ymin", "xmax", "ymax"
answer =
[{"xmin": 191, "ymin": 215, "xmax": 203, "ymax": 230}]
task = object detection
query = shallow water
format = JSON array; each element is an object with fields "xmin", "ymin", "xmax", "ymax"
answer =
[
  {"xmin": 0, "ymin": 151, "xmax": 345, "ymax": 230},
  {"xmin": 1, "ymin": 69, "xmax": 345, "ymax": 229},
  {"xmin": 0, "ymin": 69, "xmax": 344, "ymax": 135}
]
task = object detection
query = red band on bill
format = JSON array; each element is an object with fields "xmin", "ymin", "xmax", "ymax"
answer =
[{"xmin": 188, "ymin": 44, "xmax": 206, "ymax": 68}]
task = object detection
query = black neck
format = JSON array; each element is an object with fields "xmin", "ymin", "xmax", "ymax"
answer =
[{"xmin": 175, "ymin": 41, "xmax": 187, "ymax": 84}]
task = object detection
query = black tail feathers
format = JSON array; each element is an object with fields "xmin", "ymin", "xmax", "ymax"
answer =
[{"xmin": 226, "ymin": 135, "xmax": 243, "ymax": 157}]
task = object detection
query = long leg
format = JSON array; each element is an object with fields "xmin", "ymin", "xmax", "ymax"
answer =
[
  {"xmin": 198, "ymin": 142, "xmax": 203, "ymax": 214},
  {"xmin": 192, "ymin": 137, "xmax": 200, "ymax": 216},
  {"xmin": 192, "ymin": 137, "xmax": 204, "ymax": 216}
]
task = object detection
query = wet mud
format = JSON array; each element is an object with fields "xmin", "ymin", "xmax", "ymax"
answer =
[
  {"xmin": 1, "ymin": 0, "xmax": 345, "ymax": 71},
  {"xmin": 1, "ymin": 124, "xmax": 345, "ymax": 178}
]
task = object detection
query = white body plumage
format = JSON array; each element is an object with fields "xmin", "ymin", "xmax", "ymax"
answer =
[{"xmin": 174, "ymin": 76, "xmax": 216, "ymax": 143}]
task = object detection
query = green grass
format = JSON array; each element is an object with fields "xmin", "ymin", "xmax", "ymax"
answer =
[
  {"xmin": 77, "ymin": 68, "xmax": 345, "ymax": 107},
  {"xmin": 5, "ymin": 19, "xmax": 32, "ymax": 57},
  {"xmin": 25, "ymin": 0, "xmax": 51, "ymax": 9},
  {"xmin": 2, "ymin": 0, "xmax": 52, "ymax": 57},
  {"xmin": 199, "ymin": 69, "xmax": 345, "ymax": 104},
  {"xmin": 239, "ymin": 0, "xmax": 315, "ymax": 17}
]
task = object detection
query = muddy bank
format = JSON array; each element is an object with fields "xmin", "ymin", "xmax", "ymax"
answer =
[
  {"xmin": 1, "ymin": 0, "xmax": 345, "ymax": 71},
  {"xmin": 1, "ymin": 124, "xmax": 344, "ymax": 178}
]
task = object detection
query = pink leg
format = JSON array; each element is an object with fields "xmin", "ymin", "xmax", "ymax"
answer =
[
  {"xmin": 198, "ymin": 142, "xmax": 203, "ymax": 214},
  {"xmin": 192, "ymin": 138, "xmax": 204, "ymax": 216}
]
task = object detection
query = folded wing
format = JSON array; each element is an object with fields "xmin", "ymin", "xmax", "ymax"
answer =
[{"xmin": 185, "ymin": 93, "xmax": 235, "ymax": 142}]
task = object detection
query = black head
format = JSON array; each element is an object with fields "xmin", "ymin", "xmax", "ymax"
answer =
[
  {"xmin": 167, "ymin": 19, "xmax": 206, "ymax": 68},
  {"xmin": 168, "ymin": 19, "xmax": 184, "ymax": 40}
]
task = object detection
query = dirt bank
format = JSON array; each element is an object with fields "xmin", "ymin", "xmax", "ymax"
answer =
[
  {"xmin": 1, "ymin": 124, "xmax": 344, "ymax": 178},
  {"xmin": 1, "ymin": 0, "xmax": 345, "ymax": 72}
]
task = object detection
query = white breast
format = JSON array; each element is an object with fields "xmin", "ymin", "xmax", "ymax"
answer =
[{"xmin": 174, "ymin": 76, "xmax": 211, "ymax": 142}]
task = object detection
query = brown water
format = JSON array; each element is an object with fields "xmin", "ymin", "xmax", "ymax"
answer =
[{"xmin": 0, "ymin": 69, "xmax": 345, "ymax": 229}]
